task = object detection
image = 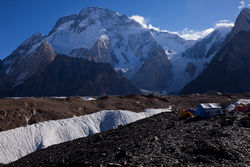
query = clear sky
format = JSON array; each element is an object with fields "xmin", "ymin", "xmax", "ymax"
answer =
[{"xmin": 0, "ymin": 0, "xmax": 248, "ymax": 59}]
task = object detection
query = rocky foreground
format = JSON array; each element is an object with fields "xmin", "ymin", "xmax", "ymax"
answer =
[
  {"xmin": 1, "ymin": 99, "xmax": 249, "ymax": 166},
  {"xmin": 0, "ymin": 93, "xmax": 250, "ymax": 166}
]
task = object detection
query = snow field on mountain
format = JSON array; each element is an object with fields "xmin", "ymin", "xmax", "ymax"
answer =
[
  {"xmin": 0, "ymin": 108, "xmax": 171, "ymax": 164},
  {"xmin": 167, "ymin": 52, "xmax": 216, "ymax": 93}
]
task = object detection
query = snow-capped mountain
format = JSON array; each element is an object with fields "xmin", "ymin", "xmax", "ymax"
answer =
[
  {"xmin": 150, "ymin": 30, "xmax": 195, "ymax": 54},
  {"xmin": 0, "ymin": 7, "xmax": 194, "ymax": 93},
  {"xmin": 165, "ymin": 25, "xmax": 233, "ymax": 93},
  {"xmin": 42, "ymin": 7, "xmax": 195, "ymax": 90},
  {"xmin": 0, "ymin": 108, "xmax": 170, "ymax": 164},
  {"xmin": 1, "ymin": 7, "xmax": 245, "ymax": 95},
  {"xmin": 43, "ymin": 7, "xmax": 193, "ymax": 64}
]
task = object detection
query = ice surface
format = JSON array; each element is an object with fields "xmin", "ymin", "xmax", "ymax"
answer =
[{"xmin": 0, "ymin": 108, "xmax": 171, "ymax": 164}]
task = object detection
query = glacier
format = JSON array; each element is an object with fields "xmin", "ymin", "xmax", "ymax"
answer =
[
  {"xmin": 166, "ymin": 25, "xmax": 233, "ymax": 93},
  {"xmin": 0, "ymin": 108, "xmax": 171, "ymax": 164}
]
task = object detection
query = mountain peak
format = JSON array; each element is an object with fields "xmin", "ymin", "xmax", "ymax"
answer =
[
  {"xmin": 232, "ymin": 8, "xmax": 250, "ymax": 34},
  {"xmin": 79, "ymin": 7, "xmax": 119, "ymax": 17},
  {"xmin": 241, "ymin": 7, "xmax": 250, "ymax": 14}
]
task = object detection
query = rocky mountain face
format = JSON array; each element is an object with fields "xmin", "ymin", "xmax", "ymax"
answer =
[
  {"xmin": 165, "ymin": 26, "xmax": 232, "ymax": 93},
  {"xmin": 0, "ymin": 60, "xmax": 2, "ymax": 71},
  {"xmin": 181, "ymin": 31, "xmax": 250, "ymax": 94},
  {"xmin": 231, "ymin": 8, "xmax": 250, "ymax": 34},
  {"xmin": 225, "ymin": 8, "xmax": 250, "ymax": 43},
  {"xmin": 182, "ymin": 28, "xmax": 230, "ymax": 60},
  {"xmin": 6, "ymin": 55, "xmax": 140, "ymax": 97},
  {"xmin": 133, "ymin": 45, "xmax": 173, "ymax": 91}
]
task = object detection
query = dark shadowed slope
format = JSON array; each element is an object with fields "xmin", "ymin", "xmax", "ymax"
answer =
[
  {"xmin": 0, "ymin": 41, "xmax": 55, "ymax": 94},
  {"xmin": 0, "ymin": 60, "xmax": 2, "ymax": 70},
  {"xmin": 133, "ymin": 45, "xmax": 173, "ymax": 91},
  {"xmin": 5, "ymin": 55, "xmax": 140, "ymax": 97}
]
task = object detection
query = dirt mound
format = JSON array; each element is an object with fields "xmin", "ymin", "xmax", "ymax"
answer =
[
  {"xmin": 0, "ymin": 95, "xmax": 170, "ymax": 132},
  {"xmin": 0, "ymin": 93, "xmax": 249, "ymax": 132}
]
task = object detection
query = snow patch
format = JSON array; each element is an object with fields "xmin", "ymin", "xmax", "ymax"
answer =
[
  {"xmin": 81, "ymin": 96, "xmax": 96, "ymax": 101},
  {"xmin": 114, "ymin": 67, "xmax": 129, "ymax": 73}
]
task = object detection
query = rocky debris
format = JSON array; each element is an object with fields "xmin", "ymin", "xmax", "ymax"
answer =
[
  {"xmin": 2, "ymin": 107, "xmax": 249, "ymax": 167},
  {"xmin": 0, "ymin": 92, "xmax": 250, "ymax": 132},
  {"xmin": 239, "ymin": 116, "xmax": 250, "ymax": 128}
]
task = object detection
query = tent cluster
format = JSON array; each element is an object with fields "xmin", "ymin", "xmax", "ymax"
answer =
[
  {"xmin": 178, "ymin": 103, "xmax": 223, "ymax": 119},
  {"xmin": 226, "ymin": 99, "xmax": 250, "ymax": 113},
  {"xmin": 235, "ymin": 104, "xmax": 250, "ymax": 112},
  {"xmin": 178, "ymin": 99, "xmax": 250, "ymax": 120}
]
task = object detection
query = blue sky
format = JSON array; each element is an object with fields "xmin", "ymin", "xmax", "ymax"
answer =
[{"xmin": 0, "ymin": 0, "xmax": 248, "ymax": 59}]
